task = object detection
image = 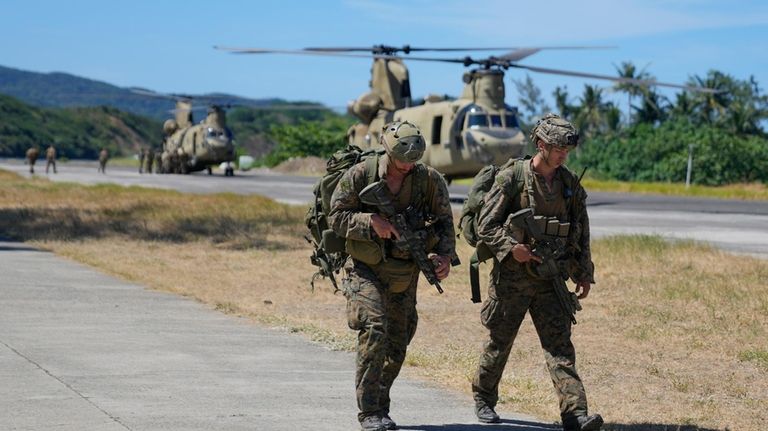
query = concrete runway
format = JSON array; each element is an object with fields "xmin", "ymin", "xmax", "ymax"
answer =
[{"xmin": 0, "ymin": 241, "xmax": 551, "ymax": 431}]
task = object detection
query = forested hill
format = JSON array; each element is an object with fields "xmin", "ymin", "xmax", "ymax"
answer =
[
  {"xmin": 0, "ymin": 93, "xmax": 161, "ymax": 158},
  {"xmin": 0, "ymin": 65, "xmax": 290, "ymax": 119},
  {"xmin": 0, "ymin": 91, "xmax": 349, "ymax": 160}
]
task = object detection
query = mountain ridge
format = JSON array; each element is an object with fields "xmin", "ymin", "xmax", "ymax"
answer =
[{"xmin": 0, "ymin": 64, "xmax": 318, "ymax": 119}]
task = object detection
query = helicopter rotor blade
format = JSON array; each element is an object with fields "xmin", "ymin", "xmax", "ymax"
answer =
[
  {"xmin": 214, "ymin": 46, "xmax": 386, "ymax": 60},
  {"xmin": 498, "ymin": 48, "xmax": 542, "ymax": 62},
  {"xmin": 507, "ymin": 63, "xmax": 720, "ymax": 93},
  {"xmin": 216, "ymin": 46, "xmax": 716, "ymax": 93},
  {"xmin": 302, "ymin": 45, "xmax": 615, "ymax": 55}
]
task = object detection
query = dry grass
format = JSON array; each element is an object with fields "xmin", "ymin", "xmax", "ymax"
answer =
[{"xmin": 1, "ymin": 169, "xmax": 766, "ymax": 431}]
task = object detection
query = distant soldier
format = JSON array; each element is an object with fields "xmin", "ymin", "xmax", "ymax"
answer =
[
  {"xmin": 98, "ymin": 148, "xmax": 109, "ymax": 174},
  {"xmin": 161, "ymin": 151, "xmax": 171, "ymax": 174},
  {"xmin": 25, "ymin": 147, "xmax": 39, "ymax": 174},
  {"xmin": 138, "ymin": 148, "xmax": 146, "ymax": 173},
  {"xmin": 154, "ymin": 149, "xmax": 163, "ymax": 174},
  {"xmin": 145, "ymin": 148, "xmax": 155, "ymax": 174},
  {"xmin": 45, "ymin": 145, "xmax": 58, "ymax": 174}
]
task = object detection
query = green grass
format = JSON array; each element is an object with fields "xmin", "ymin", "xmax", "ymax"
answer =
[
  {"xmin": 738, "ymin": 349, "xmax": 768, "ymax": 370},
  {"xmin": 454, "ymin": 176, "xmax": 767, "ymax": 200}
]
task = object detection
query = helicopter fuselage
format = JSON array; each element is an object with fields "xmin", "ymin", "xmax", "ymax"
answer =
[
  {"xmin": 393, "ymin": 99, "xmax": 525, "ymax": 179},
  {"xmin": 162, "ymin": 105, "xmax": 236, "ymax": 174},
  {"xmin": 350, "ymin": 68, "xmax": 527, "ymax": 180},
  {"xmin": 165, "ymin": 124, "xmax": 235, "ymax": 173}
]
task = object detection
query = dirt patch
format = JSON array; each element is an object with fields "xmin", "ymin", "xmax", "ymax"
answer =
[{"xmin": 272, "ymin": 156, "xmax": 326, "ymax": 176}]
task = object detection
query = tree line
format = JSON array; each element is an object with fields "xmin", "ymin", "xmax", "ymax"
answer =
[{"xmin": 514, "ymin": 64, "xmax": 768, "ymax": 185}]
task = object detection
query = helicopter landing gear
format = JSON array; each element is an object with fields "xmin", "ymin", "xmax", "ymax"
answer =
[{"xmin": 223, "ymin": 161, "xmax": 234, "ymax": 177}]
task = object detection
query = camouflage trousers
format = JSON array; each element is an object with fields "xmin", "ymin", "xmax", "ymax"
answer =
[
  {"xmin": 472, "ymin": 264, "xmax": 588, "ymax": 421},
  {"xmin": 343, "ymin": 259, "xmax": 419, "ymax": 422}
]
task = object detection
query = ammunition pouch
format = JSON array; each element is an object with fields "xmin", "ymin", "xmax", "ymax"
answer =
[
  {"xmin": 346, "ymin": 238, "xmax": 383, "ymax": 266},
  {"xmin": 321, "ymin": 229, "xmax": 346, "ymax": 254},
  {"xmin": 372, "ymin": 258, "xmax": 419, "ymax": 293}
]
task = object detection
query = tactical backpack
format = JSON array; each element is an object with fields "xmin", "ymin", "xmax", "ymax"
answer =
[
  {"xmin": 458, "ymin": 156, "xmax": 529, "ymax": 303},
  {"xmin": 305, "ymin": 145, "xmax": 383, "ymax": 292}
]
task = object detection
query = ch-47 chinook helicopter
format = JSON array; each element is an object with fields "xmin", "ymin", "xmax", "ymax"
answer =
[
  {"xmin": 132, "ymin": 88, "xmax": 237, "ymax": 176},
  {"xmin": 216, "ymin": 45, "xmax": 717, "ymax": 180}
]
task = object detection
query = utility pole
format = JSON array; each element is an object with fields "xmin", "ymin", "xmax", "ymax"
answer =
[{"xmin": 685, "ymin": 144, "xmax": 694, "ymax": 188}]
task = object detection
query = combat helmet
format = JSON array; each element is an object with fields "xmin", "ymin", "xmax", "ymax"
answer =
[
  {"xmin": 529, "ymin": 113, "xmax": 579, "ymax": 149},
  {"xmin": 380, "ymin": 121, "xmax": 425, "ymax": 163}
]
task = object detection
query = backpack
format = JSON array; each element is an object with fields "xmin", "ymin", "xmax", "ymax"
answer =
[
  {"xmin": 305, "ymin": 145, "xmax": 383, "ymax": 292},
  {"xmin": 458, "ymin": 156, "xmax": 529, "ymax": 303}
]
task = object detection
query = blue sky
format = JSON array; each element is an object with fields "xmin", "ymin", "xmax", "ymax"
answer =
[{"xmin": 3, "ymin": 0, "xmax": 768, "ymax": 113}]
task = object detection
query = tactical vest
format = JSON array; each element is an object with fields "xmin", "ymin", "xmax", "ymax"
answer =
[
  {"xmin": 464, "ymin": 158, "xmax": 581, "ymax": 303},
  {"xmin": 346, "ymin": 160, "xmax": 435, "ymax": 293}
]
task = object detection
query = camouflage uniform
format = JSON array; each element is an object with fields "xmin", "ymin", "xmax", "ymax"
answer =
[
  {"xmin": 98, "ymin": 149, "xmax": 109, "ymax": 173},
  {"xmin": 329, "ymin": 153, "xmax": 455, "ymax": 426},
  {"xmin": 45, "ymin": 146, "xmax": 57, "ymax": 174},
  {"xmin": 472, "ymin": 115, "xmax": 597, "ymax": 428},
  {"xmin": 138, "ymin": 148, "xmax": 146, "ymax": 173},
  {"xmin": 154, "ymin": 150, "xmax": 163, "ymax": 174},
  {"xmin": 145, "ymin": 148, "xmax": 155, "ymax": 174},
  {"xmin": 25, "ymin": 147, "xmax": 39, "ymax": 174}
]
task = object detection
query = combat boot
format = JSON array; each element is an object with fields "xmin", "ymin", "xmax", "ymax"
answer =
[
  {"xmin": 562, "ymin": 414, "xmax": 604, "ymax": 431},
  {"xmin": 360, "ymin": 415, "xmax": 386, "ymax": 431},
  {"xmin": 380, "ymin": 412, "xmax": 397, "ymax": 430},
  {"xmin": 474, "ymin": 402, "xmax": 501, "ymax": 423}
]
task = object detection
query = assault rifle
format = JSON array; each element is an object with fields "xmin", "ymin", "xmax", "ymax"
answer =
[
  {"xmin": 505, "ymin": 208, "xmax": 582, "ymax": 324},
  {"xmin": 359, "ymin": 181, "xmax": 444, "ymax": 294}
]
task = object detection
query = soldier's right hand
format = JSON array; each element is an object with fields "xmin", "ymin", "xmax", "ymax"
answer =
[
  {"xmin": 371, "ymin": 214, "xmax": 400, "ymax": 240},
  {"xmin": 512, "ymin": 244, "xmax": 543, "ymax": 264}
]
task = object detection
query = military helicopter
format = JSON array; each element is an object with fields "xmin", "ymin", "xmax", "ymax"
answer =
[
  {"xmin": 216, "ymin": 45, "xmax": 717, "ymax": 180},
  {"xmin": 132, "ymin": 88, "xmax": 237, "ymax": 176}
]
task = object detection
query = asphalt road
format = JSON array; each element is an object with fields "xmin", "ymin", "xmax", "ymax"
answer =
[{"xmin": 2, "ymin": 159, "xmax": 766, "ymax": 258}]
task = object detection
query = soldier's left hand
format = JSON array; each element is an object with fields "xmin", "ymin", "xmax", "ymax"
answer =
[
  {"xmin": 430, "ymin": 254, "xmax": 451, "ymax": 281},
  {"xmin": 575, "ymin": 280, "xmax": 591, "ymax": 299}
]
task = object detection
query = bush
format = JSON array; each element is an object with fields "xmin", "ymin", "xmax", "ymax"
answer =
[{"xmin": 569, "ymin": 120, "xmax": 768, "ymax": 185}]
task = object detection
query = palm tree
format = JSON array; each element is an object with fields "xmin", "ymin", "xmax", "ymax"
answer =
[
  {"xmin": 552, "ymin": 86, "xmax": 575, "ymax": 120},
  {"xmin": 633, "ymin": 88, "xmax": 669, "ymax": 125},
  {"xmin": 670, "ymin": 91, "xmax": 695, "ymax": 122},
  {"xmin": 613, "ymin": 61, "xmax": 652, "ymax": 125},
  {"xmin": 688, "ymin": 70, "xmax": 732, "ymax": 125},
  {"xmin": 574, "ymin": 85, "xmax": 609, "ymax": 136}
]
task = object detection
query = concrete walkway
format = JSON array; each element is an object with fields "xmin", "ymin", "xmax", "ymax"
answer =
[{"xmin": 0, "ymin": 241, "xmax": 553, "ymax": 431}]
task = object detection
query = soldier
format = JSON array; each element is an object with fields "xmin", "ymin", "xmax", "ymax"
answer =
[
  {"xmin": 471, "ymin": 114, "xmax": 603, "ymax": 431},
  {"xmin": 153, "ymin": 149, "xmax": 163, "ymax": 173},
  {"xmin": 329, "ymin": 121, "xmax": 456, "ymax": 431},
  {"xmin": 25, "ymin": 146, "xmax": 39, "ymax": 174},
  {"xmin": 98, "ymin": 148, "xmax": 109, "ymax": 174},
  {"xmin": 145, "ymin": 148, "xmax": 155, "ymax": 174},
  {"xmin": 138, "ymin": 147, "xmax": 146, "ymax": 173},
  {"xmin": 45, "ymin": 145, "xmax": 57, "ymax": 174}
]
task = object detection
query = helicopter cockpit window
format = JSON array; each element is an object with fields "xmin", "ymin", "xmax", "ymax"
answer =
[
  {"xmin": 468, "ymin": 113, "xmax": 488, "ymax": 129},
  {"xmin": 206, "ymin": 128, "xmax": 228, "ymax": 139},
  {"xmin": 505, "ymin": 114, "xmax": 520, "ymax": 128},
  {"xmin": 490, "ymin": 115, "xmax": 502, "ymax": 128}
]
